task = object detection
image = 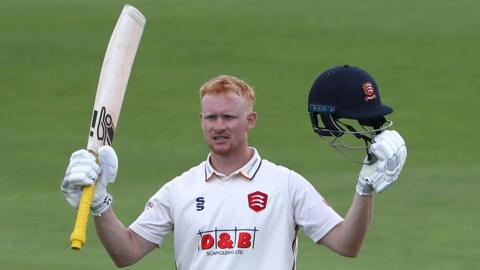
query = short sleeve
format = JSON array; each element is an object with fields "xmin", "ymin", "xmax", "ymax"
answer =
[
  {"xmin": 288, "ymin": 171, "xmax": 344, "ymax": 243},
  {"xmin": 129, "ymin": 181, "xmax": 174, "ymax": 246}
]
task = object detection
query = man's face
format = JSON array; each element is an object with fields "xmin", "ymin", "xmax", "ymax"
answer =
[{"xmin": 200, "ymin": 93, "xmax": 256, "ymax": 156}]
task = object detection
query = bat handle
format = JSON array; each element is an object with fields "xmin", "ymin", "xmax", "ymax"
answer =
[
  {"xmin": 70, "ymin": 149, "xmax": 98, "ymax": 250},
  {"xmin": 70, "ymin": 183, "xmax": 96, "ymax": 250}
]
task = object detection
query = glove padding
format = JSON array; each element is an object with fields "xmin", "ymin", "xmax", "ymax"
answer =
[
  {"xmin": 356, "ymin": 130, "xmax": 407, "ymax": 195},
  {"xmin": 61, "ymin": 146, "xmax": 118, "ymax": 215}
]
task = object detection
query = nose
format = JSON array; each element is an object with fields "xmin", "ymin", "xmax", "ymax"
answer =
[{"xmin": 212, "ymin": 118, "xmax": 227, "ymax": 131}]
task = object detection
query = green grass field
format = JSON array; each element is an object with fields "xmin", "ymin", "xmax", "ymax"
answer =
[{"xmin": 1, "ymin": 0, "xmax": 479, "ymax": 269}]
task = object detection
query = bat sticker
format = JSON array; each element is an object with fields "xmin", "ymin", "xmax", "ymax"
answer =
[{"xmin": 89, "ymin": 106, "xmax": 115, "ymax": 145}]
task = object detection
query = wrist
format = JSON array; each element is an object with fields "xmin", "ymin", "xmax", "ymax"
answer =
[
  {"xmin": 356, "ymin": 177, "xmax": 374, "ymax": 196},
  {"xmin": 91, "ymin": 193, "xmax": 113, "ymax": 216}
]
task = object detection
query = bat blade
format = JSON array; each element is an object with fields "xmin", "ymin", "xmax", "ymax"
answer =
[
  {"xmin": 88, "ymin": 4, "xmax": 146, "ymax": 152},
  {"xmin": 70, "ymin": 4, "xmax": 146, "ymax": 251}
]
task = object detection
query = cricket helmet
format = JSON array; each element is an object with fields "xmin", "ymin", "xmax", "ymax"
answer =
[{"xmin": 308, "ymin": 65, "xmax": 393, "ymax": 163}]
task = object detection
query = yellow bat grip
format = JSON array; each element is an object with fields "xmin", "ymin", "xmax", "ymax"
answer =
[{"xmin": 70, "ymin": 183, "xmax": 96, "ymax": 250}]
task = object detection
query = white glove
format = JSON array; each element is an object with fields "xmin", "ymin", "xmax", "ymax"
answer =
[
  {"xmin": 356, "ymin": 130, "xmax": 407, "ymax": 195},
  {"xmin": 61, "ymin": 146, "xmax": 118, "ymax": 216}
]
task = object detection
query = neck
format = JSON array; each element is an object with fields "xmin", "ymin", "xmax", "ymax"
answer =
[{"xmin": 210, "ymin": 147, "xmax": 253, "ymax": 176}]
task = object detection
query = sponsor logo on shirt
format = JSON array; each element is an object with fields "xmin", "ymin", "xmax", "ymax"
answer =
[
  {"xmin": 196, "ymin": 197, "xmax": 205, "ymax": 211},
  {"xmin": 197, "ymin": 227, "xmax": 258, "ymax": 256},
  {"xmin": 145, "ymin": 201, "xmax": 154, "ymax": 210}
]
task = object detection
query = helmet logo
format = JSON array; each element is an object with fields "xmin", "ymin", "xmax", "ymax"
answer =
[{"xmin": 362, "ymin": 82, "xmax": 377, "ymax": 101}]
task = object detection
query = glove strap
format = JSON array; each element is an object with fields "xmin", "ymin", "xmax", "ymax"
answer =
[
  {"xmin": 356, "ymin": 178, "xmax": 374, "ymax": 196},
  {"xmin": 91, "ymin": 193, "xmax": 113, "ymax": 216}
]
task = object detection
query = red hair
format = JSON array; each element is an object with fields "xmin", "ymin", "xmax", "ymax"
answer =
[{"xmin": 199, "ymin": 75, "xmax": 255, "ymax": 109}]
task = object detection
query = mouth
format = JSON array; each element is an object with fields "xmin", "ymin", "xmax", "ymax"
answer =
[{"xmin": 212, "ymin": 135, "xmax": 230, "ymax": 142}]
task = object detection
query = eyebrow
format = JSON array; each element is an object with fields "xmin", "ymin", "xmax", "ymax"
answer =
[{"xmin": 202, "ymin": 112, "xmax": 238, "ymax": 118}]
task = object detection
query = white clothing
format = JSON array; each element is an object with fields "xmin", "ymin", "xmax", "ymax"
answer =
[{"xmin": 130, "ymin": 148, "xmax": 343, "ymax": 270}]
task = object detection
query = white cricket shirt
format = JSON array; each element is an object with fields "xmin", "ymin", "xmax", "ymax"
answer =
[{"xmin": 130, "ymin": 148, "xmax": 343, "ymax": 270}]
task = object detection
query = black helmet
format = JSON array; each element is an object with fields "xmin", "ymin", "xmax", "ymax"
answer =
[{"xmin": 308, "ymin": 65, "xmax": 393, "ymax": 163}]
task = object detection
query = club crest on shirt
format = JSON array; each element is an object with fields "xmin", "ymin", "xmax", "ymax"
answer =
[{"xmin": 248, "ymin": 191, "xmax": 268, "ymax": 212}]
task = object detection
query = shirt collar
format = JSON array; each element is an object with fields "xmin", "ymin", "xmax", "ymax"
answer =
[{"xmin": 204, "ymin": 148, "xmax": 262, "ymax": 182}]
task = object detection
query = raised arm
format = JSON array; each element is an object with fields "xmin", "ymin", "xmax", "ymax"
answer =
[
  {"xmin": 61, "ymin": 146, "xmax": 156, "ymax": 267},
  {"xmin": 318, "ymin": 194, "xmax": 372, "ymax": 257},
  {"xmin": 319, "ymin": 130, "xmax": 407, "ymax": 257},
  {"xmin": 94, "ymin": 208, "xmax": 156, "ymax": 267}
]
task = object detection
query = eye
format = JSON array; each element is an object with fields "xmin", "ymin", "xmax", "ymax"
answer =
[
  {"xmin": 204, "ymin": 114, "xmax": 217, "ymax": 120},
  {"xmin": 223, "ymin": 114, "xmax": 237, "ymax": 120}
]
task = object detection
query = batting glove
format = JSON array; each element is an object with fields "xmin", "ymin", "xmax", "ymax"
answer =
[
  {"xmin": 61, "ymin": 146, "xmax": 118, "ymax": 216},
  {"xmin": 356, "ymin": 130, "xmax": 407, "ymax": 195}
]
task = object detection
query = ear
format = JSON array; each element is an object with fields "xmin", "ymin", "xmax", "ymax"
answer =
[{"xmin": 247, "ymin": 111, "xmax": 257, "ymax": 129}]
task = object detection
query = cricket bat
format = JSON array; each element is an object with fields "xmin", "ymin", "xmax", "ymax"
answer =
[{"xmin": 70, "ymin": 4, "xmax": 146, "ymax": 250}]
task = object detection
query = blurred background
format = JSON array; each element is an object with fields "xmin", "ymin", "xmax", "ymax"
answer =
[{"xmin": 1, "ymin": 0, "xmax": 478, "ymax": 269}]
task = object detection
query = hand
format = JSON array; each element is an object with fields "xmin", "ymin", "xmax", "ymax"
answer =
[
  {"xmin": 61, "ymin": 146, "xmax": 118, "ymax": 215},
  {"xmin": 356, "ymin": 130, "xmax": 407, "ymax": 195}
]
